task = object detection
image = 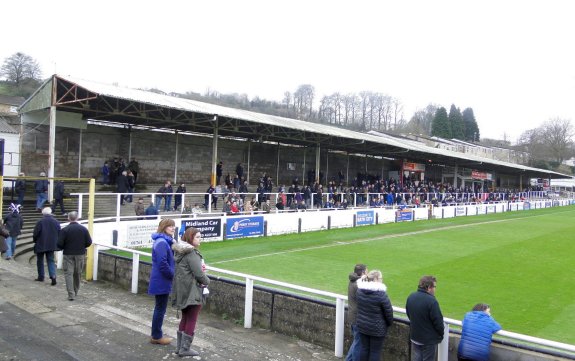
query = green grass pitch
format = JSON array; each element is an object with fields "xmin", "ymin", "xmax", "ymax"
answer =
[
  {"xmin": 201, "ymin": 205, "xmax": 575, "ymax": 345},
  {"xmin": 123, "ymin": 205, "xmax": 575, "ymax": 344}
]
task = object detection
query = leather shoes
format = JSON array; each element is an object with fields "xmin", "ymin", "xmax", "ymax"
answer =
[
  {"xmin": 150, "ymin": 337, "xmax": 172, "ymax": 345},
  {"xmin": 34, "ymin": 278, "xmax": 44, "ymax": 282},
  {"xmin": 51, "ymin": 278, "xmax": 57, "ymax": 286}
]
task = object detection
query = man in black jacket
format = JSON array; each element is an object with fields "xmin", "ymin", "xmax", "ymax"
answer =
[
  {"xmin": 406, "ymin": 275, "xmax": 444, "ymax": 361},
  {"xmin": 33, "ymin": 207, "xmax": 61, "ymax": 284},
  {"xmin": 52, "ymin": 180, "xmax": 67, "ymax": 215},
  {"xmin": 345, "ymin": 264, "xmax": 367, "ymax": 361},
  {"xmin": 57, "ymin": 212, "xmax": 92, "ymax": 300}
]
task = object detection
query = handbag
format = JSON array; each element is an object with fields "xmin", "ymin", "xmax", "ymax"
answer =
[
  {"xmin": 0, "ymin": 225, "xmax": 9, "ymax": 238},
  {"xmin": 0, "ymin": 236, "xmax": 7, "ymax": 253}
]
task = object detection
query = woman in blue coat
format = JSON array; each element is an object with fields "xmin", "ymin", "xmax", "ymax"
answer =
[
  {"xmin": 458, "ymin": 303, "xmax": 502, "ymax": 361},
  {"xmin": 148, "ymin": 218, "xmax": 176, "ymax": 345},
  {"xmin": 356, "ymin": 270, "xmax": 394, "ymax": 361}
]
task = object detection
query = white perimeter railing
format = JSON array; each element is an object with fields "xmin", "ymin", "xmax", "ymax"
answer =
[{"xmin": 91, "ymin": 242, "xmax": 575, "ymax": 360}]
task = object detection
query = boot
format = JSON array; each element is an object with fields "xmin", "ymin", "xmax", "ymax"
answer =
[
  {"xmin": 178, "ymin": 332, "xmax": 199, "ymax": 357},
  {"xmin": 174, "ymin": 331, "xmax": 182, "ymax": 355}
]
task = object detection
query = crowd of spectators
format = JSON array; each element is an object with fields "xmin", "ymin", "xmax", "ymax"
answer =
[{"xmin": 125, "ymin": 161, "xmax": 548, "ymax": 216}]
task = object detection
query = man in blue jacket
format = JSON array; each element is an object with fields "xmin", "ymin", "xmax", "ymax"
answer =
[
  {"xmin": 406, "ymin": 275, "xmax": 444, "ymax": 361},
  {"xmin": 457, "ymin": 303, "xmax": 501, "ymax": 361}
]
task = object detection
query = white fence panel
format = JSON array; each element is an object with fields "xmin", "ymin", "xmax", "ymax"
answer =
[
  {"xmin": 442, "ymin": 206, "xmax": 456, "ymax": 218},
  {"xmin": 330, "ymin": 210, "xmax": 354, "ymax": 229},
  {"xmin": 300, "ymin": 210, "xmax": 330, "ymax": 232},
  {"xmin": 413, "ymin": 207, "xmax": 428, "ymax": 220},
  {"xmin": 265, "ymin": 212, "xmax": 301, "ymax": 236},
  {"xmin": 376, "ymin": 208, "xmax": 396, "ymax": 223}
]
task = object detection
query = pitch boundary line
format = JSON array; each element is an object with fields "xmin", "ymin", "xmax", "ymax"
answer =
[{"xmin": 210, "ymin": 208, "xmax": 575, "ymax": 265}]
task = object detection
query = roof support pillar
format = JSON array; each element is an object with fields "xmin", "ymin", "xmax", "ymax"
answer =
[
  {"xmin": 346, "ymin": 153, "xmax": 350, "ymax": 186},
  {"xmin": 315, "ymin": 144, "xmax": 321, "ymax": 184},
  {"xmin": 77, "ymin": 129, "xmax": 83, "ymax": 178},
  {"xmin": 48, "ymin": 105, "xmax": 56, "ymax": 200},
  {"xmin": 211, "ymin": 116, "xmax": 219, "ymax": 186},
  {"xmin": 302, "ymin": 149, "xmax": 306, "ymax": 185},
  {"xmin": 453, "ymin": 164, "xmax": 458, "ymax": 189},
  {"xmin": 325, "ymin": 150, "xmax": 329, "ymax": 184},
  {"xmin": 247, "ymin": 141, "xmax": 251, "ymax": 184},
  {"xmin": 128, "ymin": 125, "xmax": 132, "ymax": 161},
  {"xmin": 174, "ymin": 130, "xmax": 179, "ymax": 184},
  {"xmin": 276, "ymin": 142, "xmax": 280, "ymax": 185}
]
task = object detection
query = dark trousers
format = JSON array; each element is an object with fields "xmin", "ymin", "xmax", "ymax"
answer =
[
  {"xmin": 179, "ymin": 304, "xmax": 202, "ymax": 336},
  {"xmin": 52, "ymin": 198, "xmax": 66, "ymax": 214},
  {"xmin": 411, "ymin": 342, "xmax": 437, "ymax": 361},
  {"xmin": 151, "ymin": 294, "xmax": 169, "ymax": 339},
  {"xmin": 36, "ymin": 251, "xmax": 56, "ymax": 280},
  {"xmin": 359, "ymin": 333, "xmax": 385, "ymax": 361}
]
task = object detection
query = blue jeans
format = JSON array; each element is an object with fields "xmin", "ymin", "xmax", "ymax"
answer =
[
  {"xmin": 17, "ymin": 191, "xmax": 25, "ymax": 205},
  {"xmin": 359, "ymin": 333, "xmax": 385, "ymax": 361},
  {"xmin": 36, "ymin": 192, "xmax": 48, "ymax": 209},
  {"xmin": 151, "ymin": 294, "xmax": 169, "ymax": 339},
  {"xmin": 5, "ymin": 236, "xmax": 16, "ymax": 258},
  {"xmin": 345, "ymin": 324, "xmax": 361, "ymax": 361},
  {"xmin": 411, "ymin": 342, "xmax": 437, "ymax": 361},
  {"xmin": 36, "ymin": 251, "xmax": 56, "ymax": 280},
  {"xmin": 164, "ymin": 195, "xmax": 172, "ymax": 211}
]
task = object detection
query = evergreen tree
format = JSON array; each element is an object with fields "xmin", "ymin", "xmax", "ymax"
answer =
[
  {"xmin": 462, "ymin": 107, "xmax": 480, "ymax": 141},
  {"xmin": 431, "ymin": 107, "xmax": 451, "ymax": 138},
  {"xmin": 448, "ymin": 104, "xmax": 465, "ymax": 140}
]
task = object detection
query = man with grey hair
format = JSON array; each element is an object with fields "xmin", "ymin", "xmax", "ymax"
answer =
[
  {"xmin": 57, "ymin": 211, "xmax": 92, "ymax": 301},
  {"xmin": 33, "ymin": 207, "xmax": 61, "ymax": 284}
]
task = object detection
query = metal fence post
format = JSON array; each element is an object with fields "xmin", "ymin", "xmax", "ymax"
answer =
[
  {"xmin": 132, "ymin": 253, "xmax": 140, "ymax": 294},
  {"xmin": 78, "ymin": 194, "xmax": 83, "ymax": 218},
  {"xmin": 438, "ymin": 323, "xmax": 449, "ymax": 361},
  {"xmin": 244, "ymin": 278, "xmax": 254, "ymax": 328},
  {"xmin": 93, "ymin": 243, "xmax": 99, "ymax": 281},
  {"xmin": 335, "ymin": 297, "xmax": 345, "ymax": 358}
]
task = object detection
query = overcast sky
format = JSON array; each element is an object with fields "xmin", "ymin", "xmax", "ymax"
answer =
[{"xmin": 3, "ymin": 0, "xmax": 574, "ymax": 143}]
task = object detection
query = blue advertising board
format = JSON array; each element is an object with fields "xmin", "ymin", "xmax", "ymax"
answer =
[
  {"xmin": 523, "ymin": 202, "xmax": 531, "ymax": 210},
  {"xmin": 180, "ymin": 218, "xmax": 222, "ymax": 240},
  {"xmin": 356, "ymin": 210, "xmax": 375, "ymax": 226},
  {"xmin": 396, "ymin": 210, "xmax": 413, "ymax": 222},
  {"xmin": 226, "ymin": 216, "xmax": 264, "ymax": 239}
]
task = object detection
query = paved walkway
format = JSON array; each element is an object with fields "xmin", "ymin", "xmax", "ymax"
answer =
[{"xmin": 0, "ymin": 258, "xmax": 339, "ymax": 361}]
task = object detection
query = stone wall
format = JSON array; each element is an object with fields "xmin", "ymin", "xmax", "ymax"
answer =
[
  {"xmin": 20, "ymin": 122, "xmax": 396, "ymax": 186},
  {"xmin": 96, "ymin": 252, "xmax": 570, "ymax": 361}
]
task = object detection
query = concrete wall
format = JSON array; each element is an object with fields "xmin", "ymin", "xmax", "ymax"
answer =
[
  {"xmin": 96, "ymin": 253, "xmax": 570, "ymax": 361},
  {"xmin": 20, "ymin": 122, "xmax": 396, "ymax": 187}
]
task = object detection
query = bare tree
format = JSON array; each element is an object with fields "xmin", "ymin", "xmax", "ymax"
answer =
[
  {"xmin": 541, "ymin": 117, "xmax": 574, "ymax": 164},
  {"xmin": 0, "ymin": 52, "xmax": 42, "ymax": 86},
  {"xmin": 293, "ymin": 84, "xmax": 315, "ymax": 121}
]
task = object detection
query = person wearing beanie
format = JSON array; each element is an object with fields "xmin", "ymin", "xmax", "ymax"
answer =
[
  {"xmin": 32, "ymin": 207, "xmax": 61, "ymax": 284},
  {"xmin": 3, "ymin": 203, "xmax": 24, "ymax": 260}
]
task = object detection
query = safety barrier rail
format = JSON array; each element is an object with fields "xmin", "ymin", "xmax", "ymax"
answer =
[{"xmin": 91, "ymin": 242, "xmax": 575, "ymax": 359}]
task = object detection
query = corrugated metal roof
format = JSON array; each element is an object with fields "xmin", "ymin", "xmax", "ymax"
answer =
[
  {"xmin": 20, "ymin": 74, "xmax": 569, "ymax": 178},
  {"xmin": 0, "ymin": 116, "xmax": 19, "ymax": 134}
]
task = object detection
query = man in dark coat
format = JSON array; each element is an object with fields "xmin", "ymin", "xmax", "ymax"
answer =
[
  {"xmin": 15, "ymin": 173, "xmax": 26, "ymax": 205},
  {"xmin": 216, "ymin": 161, "xmax": 223, "ymax": 185},
  {"xmin": 345, "ymin": 264, "xmax": 367, "ymax": 361},
  {"xmin": 33, "ymin": 207, "xmax": 61, "ymax": 285},
  {"xmin": 52, "ymin": 180, "xmax": 67, "ymax": 215},
  {"xmin": 116, "ymin": 170, "xmax": 130, "ymax": 205},
  {"xmin": 3, "ymin": 203, "xmax": 24, "ymax": 260},
  {"xmin": 406, "ymin": 275, "xmax": 444, "ymax": 361},
  {"xmin": 58, "ymin": 211, "xmax": 92, "ymax": 300},
  {"xmin": 34, "ymin": 172, "xmax": 49, "ymax": 211}
]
